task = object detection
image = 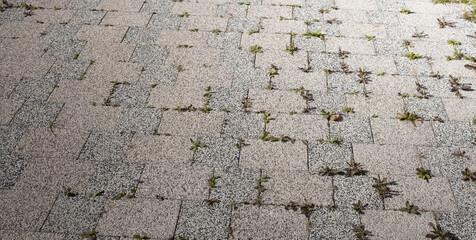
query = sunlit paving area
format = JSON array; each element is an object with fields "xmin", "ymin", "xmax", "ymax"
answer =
[{"xmin": 0, "ymin": 0, "xmax": 476, "ymax": 239}]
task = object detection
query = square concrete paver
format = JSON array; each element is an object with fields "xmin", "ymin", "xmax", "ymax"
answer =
[
  {"xmin": 266, "ymin": 113, "xmax": 328, "ymax": 140},
  {"xmin": 157, "ymin": 111, "xmax": 224, "ymax": 137},
  {"xmin": 231, "ymin": 205, "xmax": 308, "ymax": 239},
  {"xmin": 371, "ymin": 118, "xmax": 437, "ymax": 146},
  {"xmin": 240, "ymin": 139, "xmax": 308, "ymax": 170},
  {"xmin": 101, "ymin": 12, "xmax": 152, "ymax": 27},
  {"xmin": 147, "ymin": 86, "xmax": 204, "ymax": 109},
  {"xmin": 248, "ymin": 89, "xmax": 306, "ymax": 113},
  {"xmin": 97, "ymin": 199, "xmax": 180, "ymax": 239}
]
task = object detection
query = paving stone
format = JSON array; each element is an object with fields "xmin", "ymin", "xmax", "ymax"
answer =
[
  {"xmin": 139, "ymin": 64, "xmax": 178, "ymax": 85},
  {"xmin": 210, "ymin": 167, "xmax": 260, "ymax": 203},
  {"xmin": 346, "ymin": 94, "xmax": 404, "ymax": 118},
  {"xmin": 403, "ymin": 97, "xmax": 447, "ymax": 121},
  {"xmin": 232, "ymin": 66, "xmax": 268, "ymax": 89},
  {"xmin": 395, "ymin": 56, "xmax": 433, "ymax": 76},
  {"xmin": 334, "ymin": 175, "xmax": 384, "ymax": 210},
  {"xmin": 384, "ymin": 176, "xmax": 457, "ymax": 212},
  {"xmin": 45, "ymin": 59, "xmax": 90, "ymax": 82},
  {"xmin": 353, "ymin": 143, "xmax": 420, "ymax": 175},
  {"xmin": 217, "ymin": 3, "xmax": 248, "ymax": 18},
  {"xmin": 326, "ymin": 9, "xmax": 369, "ymax": 23},
  {"xmin": 53, "ymin": 104, "xmax": 123, "ymax": 133},
  {"xmin": 170, "ymin": 2, "xmax": 217, "ymax": 16},
  {"xmin": 345, "ymin": 55, "xmax": 398, "ymax": 75},
  {"xmin": 74, "ymin": 25, "xmax": 128, "ymax": 43},
  {"xmin": 13, "ymin": 128, "xmax": 89, "ymax": 159},
  {"xmin": 308, "ymin": 142, "xmax": 353, "ymax": 172},
  {"xmin": 248, "ymin": 89, "xmax": 306, "ymax": 113},
  {"xmin": 0, "ymin": 56, "xmax": 55, "ymax": 78},
  {"xmin": 148, "ymin": 13, "xmax": 181, "ymax": 29},
  {"xmin": 437, "ymin": 212, "xmax": 476, "ymax": 240},
  {"xmin": 309, "ymin": 91, "xmax": 346, "ymax": 113},
  {"xmin": 309, "ymin": 21, "xmax": 341, "ymax": 37},
  {"xmin": 69, "ymin": 9, "xmax": 105, "ymax": 25},
  {"xmin": 0, "ymin": 153, "xmax": 28, "ymax": 189},
  {"xmin": 117, "ymin": 107, "xmax": 161, "ymax": 134},
  {"xmin": 86, "ymin": 162, "xmax": 143, "ymax": 198},
  {"xmin": 208, "ymin": 87, "xmax": 247, "ymax": 112},
  {"xmin": 327, "ymin": 72, "xmax": 365, "ymax": 93},
  {"xmin": 330, "ymin": 116, "xmax": 373, "ymax": 143},
  {"xmin": 0, "ymin": 99, "xmax": 23, "ymax": 125},
  {"xmin": 11, "ymin": 100, "xmax": 63, "ymax": 128},
  {"xmin": 339, "ymin": 23, "xmax": 387, "ymax": 39},
  {"xmin": 262, "ymin": 0, "xmax": 305, "ymax": 6},
  {"xmin": 362, "ymin": 210, "xmax": 435, "ymax": 239},
  {"xmin": 309, "ymin": 52, "xmax": 342, "ymax": 73},
  {"xmin": 432, "ymin": 121, "xmax": 474, "ymax": 147},
  {"xmin": 158, "ymin": 111, "xmax": 224, "ymax": 138},
  {"xmin": 79, "ymin": 42, "xmax": 135, "ymax": 62},
  {"xmin": 0, "ymin": 231, "xmax": 64, "ymax": 240},
  {"xmin": 175, "ymin": 66, "xmax": 234, "ymax": 88},
  {"xmin": 0, "ymin": 125, "xmax": 25, "ymax": 154},
  {"xmin": 42, "ymin": 195, "xmax": 105, "ymax": 234},
  {"xmin": 123, "ymin": 27, "xmax": 161, "ymax": 45},
  {"xmin": 431, "ymin": 59, "xmax": 476, "ymax": 78},
  {"xmin": 108, "ymin": 82, "xmax": 151, "ymax": 108},
  {"xmin": 26, "ymin": 0, "xmax": 70, "ymax": 8},
  {"xmin": 247, "ymin": 5, "xmax": 292, "ymax": 19},
  {"xmin": 96, "ymin": 199, "xmax": 180, "ymax": 239},
  {"xmin": 77, "ymin": 131, "xmax": 132, "ymax": 163},
  {"xmin": 240, "ymin": 139, "xmax": 308, "ymax": 170},
  {"xmin": 101, "ymin": 12, "xmax": 151, "ymax": 27},
  {"xmin": 450, "ymin": 178, "xmax": 476, "ymax": 213},
  {"xmin": 207, "ymin": 31, "xmax": 241, "ymax": 49},
  {"xmin": 261, "ymin": 19, "xmax": 308, "ymax": 34},
  {"xmin": 130, "ymin": 44, "xmax": 167, "ymax": 64},
  {"xmin": 156, "ymin": 29, "xmax": 208, "ymax": 46},
  {"xmin": 48, "ymin": 79, "xmax": 113, "ymax": 106},
  {"xmin": 255, "ymin": 49, "xmax": 308, "ymax": 70},
  {"xmin": 137, "ymin": 164, "xmax": 212, "ymax": 200},
  {"xmin": 0, "ymin": 76, "xmax": 21, "ymax": 99},
  {"xmin": 261, "ymin": 170, "xmax": 333, "ymax": 205},
  {"xmin": 227, "ymin": 16, "xmax": 260, "ymax": 32},
  {"xmin": 221, "ymin": 112, "xmax": 265, "ymax": 139},
  {"xmin": 366, "ymin": 75, "xmax": 418, "ymax": 96},
  {"xmin": 13, "ymin": 156, "xmax": 93, "ymax": 194},
  {"xmin": 165, "ymin": 47, "xmax": 221, "ymax": 68},
  {"xmin": 367, "ymin": 10, "xmax": 399, "ymax": 25},
  {"xmin": 292, "ymin": 35, "xmax": 326, "ymax": 52},
  {"xmin": 43, "ymin": 40, "xmax": 87, "ymax": 62},
  {"xmin": 41, "ymin": 22, "xmax": 82, "ymax": 42},
  {"xmin": 194, "ymin": 137, "xmax": 240, "ymax": 169},
  {"xmin": 0, "ymin": 38, "xmax": 51, "ymax": 58},
  {"xmin": 241, "ymin": 33, "xmax": 290, "ymax": 51},
  {"xmin": 441, "ymin": 98, "xmax": 476, "ymax": 122},
  {"xmin": 417, "ymin": 146, "xmax": 464, "ymax": 178},
  {"xmin": 371, "ymin": 118, "xmax": 437, "ymax": 146},
  {"xmin": 175, "ymin": 201, "xmax": 230, "ymax": 239},
  {"xmin": 293, "ymin": 5, "xmax": 324, "ymax": 20},
  {"xmin": 0, "ymin": 22, "xmax": 47, "ymax": 38},
  {"xmin": 404, "ymin": 0, "xmax": 452, "ymax": 14},
  {"xmin": 125, "ymin": 134, "xmax": 192, "ymax": 166},
  {"xmin": 266, "ymin": 113, "xmax": 328, "ymax": 140},
  {"xmin": 231, "ymin": 205, "xmax": 308, "ymax": 239},
  {"xmin": 336, "ymin": 0, "xmax": 378, "ymax": 10},
  {"xmin": 272, "ymin": 69, "xmax": 327, "ymax": 91},
  {"xmin": 10, "ymin": 77, "xmax": 56, "ymax": 101},
  {"xmin": 24, "ymin": 9, "xmax": 75, "ymax": 24},
  {"xmin": 326, "ymin": 37, "xmax": 375, "ymax": 55},
  {"xmin": 96, "ymin": 0, "xmax": 144, "ymax": 11},
  {"xmin": 310, "ymin": 208, "xmax": 360, "ymax": 240},
  {"xmin": 179, "ymin": 16, "xmax": 228, "ymax": 32},
  {"xmin": 0, "ymin": 190, "xmax": 56, "ymax": 231},
  {"xmin": 411, "ymin": 40, "xmax": 454, "ymax": 60},
  {"xmin": 374, "ymin": 38, "xmax": 408, "ymax": 56}
]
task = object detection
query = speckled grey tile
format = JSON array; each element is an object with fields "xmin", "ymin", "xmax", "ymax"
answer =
[
  {"xmin": 78, "ymin": 131, "xmax": 132, "ymax": 162},
  {"xmin": 310, "ymin": 208, "xmax": 360, "ymax": 240},
  {"xmin": 210, "ymin": 167, "xmax": 260, "ymax": 203},
  {"xmin": 432, "ymin": 121, "xmax": 474, "ymax": 147},
  {"xmin": 0, "ymin": 153, "xmax": 28, "ymax": 189},
  {"xmin": 334, "ymin": 175, "xmax": 384, "ymax": 210},
  {"xmin": 194, "ymin": 137, "xmax": 240, "ymax": 169},
  {"xmin": 308, "ymin": 142, "xmax": 353, "ymax": 172}
]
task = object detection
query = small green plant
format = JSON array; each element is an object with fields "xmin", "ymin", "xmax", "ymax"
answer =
[
  {"xmin": 437, "ymin": 17, "xmax": 453, "ymax": 28},
  {"xmin": 447, "ymin": 39, "xmax": 460, "ymax": 45},
  {"xmin": 190, "ymin": 28, "xmax": 198, "ymax": 32},
  {"xmin": 267, "ymin": 66, "xmax": 278, "ymax": 78},
  {"xmin": 400, "ymin": 8, "xmax": 411, "ymax": 14},
  {"xmin": 111, "ymin": 192, "xmax": 126, "ymax": 200},
  {"xmin": 364, "ymin": 35, "xmax": 375, "ymax": 41},
  {"xmin": 344, "ymin": 160, "xmax": 366, "ymax": 177},
  {"xmin": 318, "ymin": 166, "xmax": 342, "ymax": 176},
  {"xmin": 212, "ymin": 28, "xmax": 221, "ymax": 35},
  {"xmin": 261, "ymin": 112, "xmax": 272, "ymax": 125},
  {"xmin": 241, "ymin": 97, "xmax": 250, "ymax": 112},
  {"xmin": 199, "ymin": 86, "xmax": 213, "ymax": 113},
  {"xmin": 237, "ymin": 1, "xmax": 250, "ymax": 5},
  {"xmin": 285, "ymin": 42, "xmax": 298, "ymax": 55},
  {"xmin": 461, "ymin": 168, "xmax": 476, "ymax": 182},
  {"xmin": 300, "ymin": 202, "xmax": 315, "ymax": 218},
  {"xmin": 235, "ymin": 138, "xmax": 244, "ymax": 149},
  {"xmin": 396, "ymin": 110, "xmax": 423, "ymax": 126},
  {"xmin": 208, "ymin": 175, "xmax": 219, "ymax": 188},
  {"xmin": 321, "ymin": 109, "xmax": 340, "ymax": 121},
  {"xmin": 80, "ymin": 229, "xmax": 97, "ymax": 240},
  {"xmin": 342, "ymin": 106, "xmax": 354, "ymax": 113},
  {"xmin": 372, "ymin": 176, "xmax": 391, "ymax": 199},
  {"xmin": 412, "ymin": 31, "xmax": 428, "ymax": 38},
  {"xmin": 302, "ymin": 30, "xmax": 324, "ymax": 39},
  {"xmin": 446, "ymin": 48, "xmax": 463, "ymax": 60},
  {"xmin": 133, "ymin": 234, "xmax": 149, "ymax": 240},
  {"xmin": 352, "ymin": 224, "xmax": 373, "ymax": 240},
  {"xmin": 357, "ymin": 68, "xmax": 370, "ymax": 84},
  {"xmin": 279, "ymin": 16, "xmax": 296, "ymax": 20},
  {"xmin": 62, "ymin": 186, "xmax": 78, "ymax": 197},
  {"xmin": 352, "ymin": 200, "xmax": 366, "ymax": 214},
  {"xmin": 430, "ymin": 71, "xmax": 442, "ymax": 79},
  {"xmin": 404, "ymin": 52, "xmax": 421, "ymax": 60},
  {"xmin": 250, "ymin": 45, "xmax": 262, "ymax": 54},
  {"xmin": 426, "ymin": 222, "xmax": 452, "ymax": 239},
  {"xmin": 328, "ymin": 136, "xmax": 343, "ymax": 146},
  {"xmin": 204, "ymin": 198, "xmax": 220, "ymax": 205},
  {"xmin": 248, "ymin": 29, "xmax": 259, "ymax": 35},
  {"xmin": 173, "ymin": 105, "xmax": 196, "ymax": 112},
  {"xmin": 176, "ymin": 44, "xmax": 192, "ymax": 48},
  {"xmin": 87, "ymin": 190, "xmax": 104, "ymax": 198},
  {"xmin": 402, "ymin": 40, "xmax": 413, "ymax": 47},
  {"xmin": 416, "ymin": 167, "xmax": 433, "ymax": 182},
  {"xmin": 399, "ymin": 201, "xmax": 420, "ymax": 214},
  {"xmin": 178, "ymin": 12, "xmax": 189, "ymax": 17},
  {"xmin": 177, "ymin": 65, "xmax": 183, "ymax": 72},
  {"xmin": 449, "ymin": 75, "xmax": 472, "ymax": 98},
  {"xmin": 190, "ymin": 138, "xmax": 205, "ymax": 151}
]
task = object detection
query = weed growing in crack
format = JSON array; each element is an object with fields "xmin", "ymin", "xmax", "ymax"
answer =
[
  {"xmin": 285, "ymin": 42, "xmax": 298, "ymax": 55},
  {"xmin": 340, "ymin": 61, "xmax": 350, "ymax": 73},
  {"xmin": 318, "ymin": 166, "xmax": 342, "ymax": 176},
  {"xmin": 352, "ymin": 224, "xmax": 373, "ymax": 240},
  {"xmin": 344, "ymin": 160, "xmax": 367, "ymax": 177},
  {"xmin": 62, "ymin": 186, "xmax": 78, "ymax": 197},
  {"xmin": 405, "ymin": 52, "xmax": 421, "ymax": 60},
  {"xmin": 173, "ymin": 105, "xmax": 196, "ymax": 112},
  {"xmin": 250, "ymin": 45, "xmax": 263, "ymax": 54},
  {"xmin": 208, "ymin": 174, "xmax": 219, "ymax": 188},
  {"xmin": 241, "ymin": 96, "xmax": 250, "ymax": 112},
  {"xmin": 212, "ymin": 28, "xmax": 221, "ymax": 35},
  {"xmin": 400, "ymin": 8, "xmax": 411, "ymax": 14},
  {"xmin": 190, "ymin": 138, "xmax": 205, "ymax": 151},
  {"xmin": 87, "ymin": 190, "xmax": 104, "ymax": 198},
  {"xmin": 204, "ymin": 198, "xmax": 220, "ymax": 205},
  {"xmin": 412, "ymin": 31, "xmax": 428, "ymax": 38},
  {"xmin": 414, "ymin": 82, "xmax": 430, "ymax": 99},
  {"xmin": 337, "ymin": 47, "xmax": 350, "ymax": 59},
  {"xmin": 236, "ymin": 138, "xmax": 244, "ymax": 149},
  {"xmin": 302, "ymin": 30, "xmax": 325, "ymax": 39},
  {"xmin": 426, "ymin": 222, "xmax": 453, "ymax": 240},
  {"xmin": 327, "ymin": 136, "xmax": 343, "ymax": 146},
  {"xmin": 402, "ymin": 40, "xmax": 414, "ymax": 48},
  {"xmin": 253, "ymin": 174, "xmax": 269, "ymax": 205},
  {"xmin": 461, "ymin": 168, "xmax": 476, "ymax": 182},
  {"xmin": 364, "ymin": 35, "xmax": 375, "ymax": 41},
  {"xmin": 449, "ymin": 75, "xmax": 472, "ymax": 98},
  {"xmin": 399, "ymin": 201, "xmax": 420, "ymax": 214},
  {"xmin": 446, "ymin": 48, "xmax": 463, "ymax": 60},
  {"xmin": 372, "ymin": 176, "xmax": 391, "ymax": 199},
  {"xmin": 437, "ymin": 17, "xmax": 454, "ymax": 28},
  {"xmin": 292, "ymin": 86, "xmax": 312, "ymax": 113},
  {"xmin": 261, "ymin": 112, "xmax": 272, "ymax": 125},
  {"xmin": 178, "ymin": 12, "xmax": 189, "ymax": 17},
  {"xmin": 357, "ymin": 68, "xmax": 371, "ymax": 84},
  {"xmin": 396, "ymin": 109, "xmax": 423, "ymax": 126},
  {"xmin": 447, "ymin": 39, "xmax": 460, "ymax": 45},
  {"xmin": 199, "ymin": 86, "xmax": 213, "ymax": 113},
  {"xmin": 352, "ymin": 200, "xmax": 367, "ymax": 214},
  {"xmin": 321, "ymin": 109, "xmax": 340, "ymax": 121},
  {"xmin": 80, "ymin": 230, "xmax": 97, "ymax": 240},
  {"xmin": 133, "ymin": 234, "xmax": 149, "ymax": 240}
]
